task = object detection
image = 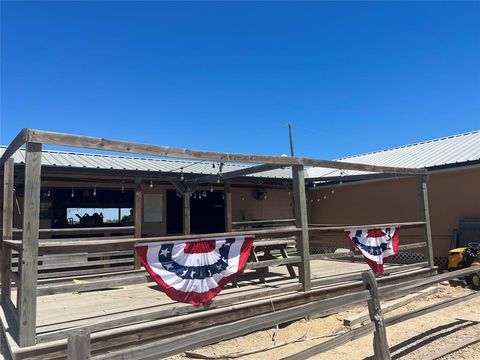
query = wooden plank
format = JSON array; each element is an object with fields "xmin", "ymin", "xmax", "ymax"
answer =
[
  {"xmin": 292, "ymin": 165, "xmax": 310, "ymax": 291},
  {"xmin": 90, "ymin": 291, "xmax": 371, "ymax": 360},
  {"xmin": 26, "ymin": 129, "xmax": 426, "ymax": 175},
  {"xmin": 1, "ymin": 159, "xmax": 14, "ymax": 303},
  {"xmin": 424, "ymin": 334, "xmax": 480, "ymax": 360},
  {"xmin": 37, "ymin": 227, "xmax": 302, "ymax": 254},
  {"xmin": 134, "ymin": 176, "xmax": 142, "ymax": 269},
  {"xmin": 362, "ymin": 271, "xmax": 391, "ymax": 360},
  {"xmin": 282, "ymin": 323, "xmax": 376, "ymax": 360},
  {"xmin": 379, "ymin": 266, "xmax": 478, "ymax": 300},
  {"xmin": 398, "ymin": 242, "xmax": 426, "ymax": 251},
  {"xmin": 224, "ymin": 183, "xmax": 232, "ymax": 232},
  {"xmin": 186, "ymin": 164, "xmax": 284, "ymax": 185},
  {"xmin": 37, "ymin": 273, "xmax": 150, "ymax": 296},
  {"xmin": 417, "ymin": 176, "xmax": 434, "ymax": 267},
  {"xmin": 343, "ymin": 286, "xmax": 438, "ymax": 327},
  {"xmin": 0, "ymin": 128, "xmax": 27, "ymax": 166},
  {"xmin": 245, "ymin": 256, "xmax": 301, "ymax": 270},
  {"xmin": 309, "ymin": 221, "xmax": 426, "ymax": 231},
  {"xmin": 18, "ymin": 142, "xmax": 42, "ymax": 347},
  {"xmin": 386, "ymin": 291, "xmax": 480, "ymax": 327},
  {"xmin": 67, "ymin": 329, "xmax": 91, "ymax": 360},
  {"xmin": 37, "ymin": 266, "xmax": 135, "ymax": 280},
  {"xmin": 233, "ymin": 219, "xmax": 296, "ymax": 226},
  {"xmin": 13, "ymin": 226, "xmax": 135, "ymax": 235}
]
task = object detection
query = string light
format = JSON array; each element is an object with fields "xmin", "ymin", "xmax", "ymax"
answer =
[
  {"xmin": 241, "ymin": 193, "xmax": 245, "ymax": 201},
  {"xmin": 180, "ymin": 168, "xmax": 184, "ymax": 181},
  {"xmin": 71, "ymin": 187, "xmax": 75, "ymax": 198},
  {"xmin": 150, "ymin": 179, "xmax": 153, "ymax": 188},
  {"xmin": 323, "ymin": 195, "xmax": 327, "ymax": 200},
  {"xmin": 222, "ymin": 193, "xmax": 225, "ymax": 200},
  {"xmin": 331, "ymin": 187, "xmax": 335, "ymax": 195},
  {"xmin": 202, "ymin": 190, "xmax": 207, "ymax": 198},
  {"xmin": 317, "ymin": 196, "xmax": 320, "ymax": 202},
  {"xmin": 210, "ymin": 185, "xmax": 214, "ymax": 192},
  {"xmin": 93, "ymin": 185, "xmax": 97, "ymax": 197},
  {"xmin": 47, "ymin": 188, "xmax": 51, "ymax": 197},
  {"xmin": 121, "ymin": 182, "xmax": 125, "ymax": 194}
]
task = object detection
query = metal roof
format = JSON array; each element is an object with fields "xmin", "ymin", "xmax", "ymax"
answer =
[
  {"xmin": 307, "ymin": 130, "xmax": 480, "ymax": 178},
  {"xmin": 0, "ymin": 147, "xmax": 293, "ymax": 180}
]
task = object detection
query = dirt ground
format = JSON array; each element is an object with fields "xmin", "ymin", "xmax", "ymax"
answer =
[{"xmin": 168, "ymin": 284, "xmax": 480, "ymax": 360}]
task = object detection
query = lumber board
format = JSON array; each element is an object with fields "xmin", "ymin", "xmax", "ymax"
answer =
[
  {"xmin": 37, "ymin": 266, "xmax": 135, "ymax": 280},
  {"xmin": 417, "ymin": 176, "xmax": 435, "ymax": 267},
  {"xmin": 187, "ymin": 164, "xmax": 284, "ymax": 185},
  {"xmin": 67, "ymin": 329, "xmax": 91, "ymax": 360},
  {"xmin": 224, "ymin": 183, "xmax": 232, "ymax": 232},
  {"xmin": 282, "ymin": 322, "xmax": 376, "ymax": 360},
  {"xmin": 90, "ymin": 290, "xmax": 371, "ymax": 360},
  {"xmin": 292, "ymin": 165, "xmax": 310, "ymax": 291},
  {"xmin": 309, "ymin": 221, "xmax": 426, "ymax": 232},
  {"xmin": 12, "ymin": 226, "xmax": 135, "ymax": 235},
  {"xmin": 246, "ymin": 256, "xmax": 300, "ymax": 270},
  {"xmin": 385, "ymin": 291, "xmax": 480, "ymax": 327},
  {"xmin": 1, "ymin": 159, "xmax": 14, "ymax": 303},
  {"xmin": 18, "ymin": 142, "xmax": 42, "ymax": 347},
  {"xmin": 0, "ymin": 129, "xmax": 27, "ymax": 166},
  {"xmin": 379, "ymin": 267, "xmax": 478, "ymax": 300},
  {"xmin": 343, "ymin": 286, "xmax": 438, "ymax": 327},
  {"xmin": 26, "ymin": 128, "xmax": 426, "ymax": 174}
]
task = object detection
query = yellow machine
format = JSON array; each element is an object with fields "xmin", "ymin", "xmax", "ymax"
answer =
[{"xmin": 448, "ymin": 242, "xmax": 480, "ymax": 290}]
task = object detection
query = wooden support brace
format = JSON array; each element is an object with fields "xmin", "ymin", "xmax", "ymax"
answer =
[
  {"xmin": 417, "ymin": 175, "xmax": 434, "ymax": 267},
  {"xmin": 362, "ymin": 270, "xmax": 391, "ymax": 360},
  {"xmin": 18, "ymin": 142, "xmax": 42, "ymax": 347},
  {"xmin": 292, "ymin": 165, "xmax": 311, "ymax": 291}
]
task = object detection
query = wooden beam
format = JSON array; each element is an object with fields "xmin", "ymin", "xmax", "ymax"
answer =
[
  {"xmin": 134, "ymin": 176, "xmax": 142, "ymax": 269},
  {"xmin": 292, "ymin": 165, "xmax": 311, "ymax": 291},
  {"xmin": 417, "ymin": 175, "xmax": 434, "ymax": 267},
  {"xmin": 0, "ymin": 129, "xmax": 28, "ymax": 166},
  {"xmin": 309, "ymin": 221, "xmax": 426, "ymax": 231},
  {"xmin": 186, "ymin": 164, "xmax": 285, "ymax": 185},
  {"xmin": 1, "ymin": 159, "xmax": 14, "ymax": 303},
  {"xmin": 26, "ymin": 129, "xmax": 426, "ymax": 175},
  {"xmin": 224, "ymin": 183, "xmax": 232, "ymax": 232},
  {"xmin": 183, "ymin": 192, "xmax": 191, "ymax": 235},
  {"xmin": 67, "ymin": 329, "xmax": 91, "ymax": 360},
  {"xmin": 18, "ymin": 142, "xmax": 42, "ymax": 347},
  {"xmin": 362, "ymin": 271, "xmax": 391, "ymax": 360}
]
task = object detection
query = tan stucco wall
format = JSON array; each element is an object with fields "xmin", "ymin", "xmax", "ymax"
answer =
[{"xmin": 307, "ymin": 167, "xmax": 480, "ymax": 259}]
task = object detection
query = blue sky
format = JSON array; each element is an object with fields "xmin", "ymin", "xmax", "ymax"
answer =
[{"xmin": 1, "ymin": 1, "xmax": 479, "ymax": 160}]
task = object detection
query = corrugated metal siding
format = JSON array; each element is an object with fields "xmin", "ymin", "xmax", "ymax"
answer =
[
  {"xmin": 307, "ymin": 131, "xmax": 480, "ymax": 178},
  {"xmin": 0, "ymin": 147, "xmax": 293, "ymax": 179}
]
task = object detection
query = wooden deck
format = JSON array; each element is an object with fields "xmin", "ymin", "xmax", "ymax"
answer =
[{"xmin": 0, "ymin": 259, "xmax": 436, "ymax": 360}]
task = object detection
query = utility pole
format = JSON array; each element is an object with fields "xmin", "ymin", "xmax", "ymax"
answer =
[{"xmin": 288, "ymin": 122, "xmax": 295, "ymax": 157}]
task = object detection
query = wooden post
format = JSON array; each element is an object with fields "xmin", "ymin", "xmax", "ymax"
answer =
[
  {"xmin": 362, "ymin": 270, "xmax": 391, "ymax": 360},
  {"xmin": 134, "ymin": 176, "xmax": 142, "ymax": 269},
  {"xmin": 67, "ymin": 329, "xmax": 91, "ymax": 360},
  {"xmin": 292, "ymin": 165, "xmax": 311, "ymax": 291},
  {"xmin": 1, "ymin": 159, "xmax": 14, "ymax": 303},
  {"xmin": 224, "ymin": 183, "xmax": 232, "ymax": 232},
  {"xmin": 183, "ymin": 192, "xmax": 191, "ymax": 235},
  {"xmin": 18, "ymin": 142, "xmax": 42, "ymax": 347},
  {"xmin": 417, "ymin": 175, "xmax": 434, "ymax": 268}
]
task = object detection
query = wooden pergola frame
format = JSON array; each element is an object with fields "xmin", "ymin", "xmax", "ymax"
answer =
[{"xmin": 0, "ymin": 128, "xmax": 431, "ymax": 348}]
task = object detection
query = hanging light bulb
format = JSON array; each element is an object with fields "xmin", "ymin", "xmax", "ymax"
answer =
[
  {"xmin": 323, "ymin": 195, "xmax": 327, "ymax": 200},
  {"xmin": 150, "ymin": 179, "xmax": 153, "ymax": 188},
  {"xmin": 210, "ymin": 184, "xmax": 214, "ymax": 192},
  {"xmin": 217, "ymin": 176, "xmax": 220, "ymax": 183},
  {"xmin": 212, "ymin": 163, "xmax": 215, "ymax": 169},
  {"xmin": 202, "ymin": 190, "xmax": 207, "ymax": 198},
  {"xmin": 121, "ymin": 182, "xmax": 125, "ymax": 193},
  {"xmin": 180, "ymin": 168, "xmax": 184, "ymax": 181},
  {"xmin": 317, "ymin": 196, "xmax": 320, "ymax": 202},
  {"xmin": 331, "ymin": 187, "xmax": 335, "ymax": 195},
  {"xmin": 47, "ymin": 188, "xmax": 51, "ymax": 197},
  {"xmin": 71, "ymin": 187, "xmax": 75, "ymax": 198},
  {"xmin": 222, "ymin": 193, "xmax": 225, "ymax": 200},
  {"xmin": 241, "ymin": 194, "xmax": 245, "ymax": 201},
  {"xmin": 190, "ymin": 192, "xmax": 193, "ymax": 197},
  {"xmin": 93, "ymin": 185, "xmax": 97, "ymax": 197},
  {"xmin": 194, "ymin": 192, "xmax": 197, "ymax": 199}
]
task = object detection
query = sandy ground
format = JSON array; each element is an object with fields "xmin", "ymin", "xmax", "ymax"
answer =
[{"xmin": 168, "ymin": 284, "xmax": 480, "ymax": 360}]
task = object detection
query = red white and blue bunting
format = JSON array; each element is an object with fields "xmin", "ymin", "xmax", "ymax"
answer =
[
  {"xmin": 135, "ymin": 236, "xmax": 254, "ymax": 305},
  {"xmin": 345, "ymin": 227, "xmax": 400, "ymax": 273}
]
